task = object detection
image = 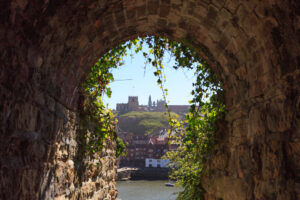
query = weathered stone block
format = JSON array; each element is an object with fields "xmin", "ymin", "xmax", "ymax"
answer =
[{"xmin": 266, "ymin": 95, "xmax": 293, "ymax": 132}]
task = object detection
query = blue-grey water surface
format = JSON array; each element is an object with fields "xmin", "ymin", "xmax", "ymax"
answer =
[{"xmin": 117, "ymin": 180, "xmax": 181, "ymax": 200}]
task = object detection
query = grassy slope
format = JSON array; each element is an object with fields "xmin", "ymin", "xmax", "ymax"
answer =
[{"xmin": 117, "ymin": 111, "xmax": 177, "ymax": 135}]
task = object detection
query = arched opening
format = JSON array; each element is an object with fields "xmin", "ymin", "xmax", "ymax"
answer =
[
  {"xmin": 81, "ymin": 35, "xmax": 223, "ymax": 199},
  {"xmin": 0, "ymin": 1, "xmax": 299, "ymax": 200}
]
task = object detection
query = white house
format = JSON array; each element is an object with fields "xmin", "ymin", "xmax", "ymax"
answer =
[{"xmin": 145, "ymin": 158, "xmax": 170, "ymax": 168}]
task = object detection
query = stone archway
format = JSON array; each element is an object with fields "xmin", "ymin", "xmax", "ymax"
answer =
[{"xmin": 0, "ymin": 0, "xmax": 299, "ymax": 199}]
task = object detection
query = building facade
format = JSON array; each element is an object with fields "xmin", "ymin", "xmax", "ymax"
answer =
[
  {"xmin": 145, "ymin": 158, "xmax": 170, "ymax": 168},
  {"xmin": 118, "ymin": 131, "xmax": 178, "ymax": 168}
]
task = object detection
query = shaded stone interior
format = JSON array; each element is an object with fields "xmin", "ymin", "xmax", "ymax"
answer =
[{"xmin": 0, "ymin": 0, "xmax": 299, "ymax": 199}]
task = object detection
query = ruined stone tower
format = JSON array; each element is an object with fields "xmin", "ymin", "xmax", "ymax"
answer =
[
  {"xmin": 148, "ymin": 95, "xmax": 152, "ymax": 108},
  {"xmin": 128, "ymin": 96, "xmax": 139, "ymax": 111}
]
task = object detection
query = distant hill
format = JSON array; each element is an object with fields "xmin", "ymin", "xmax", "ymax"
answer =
[{"xmin": 117, "ymin": 111, "xmax": 178, "ymax": 135}]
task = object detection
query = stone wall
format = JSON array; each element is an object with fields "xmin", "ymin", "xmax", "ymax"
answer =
[
  {"xmin": 0, "ymin": 0, "xmax": 299, "ymax": 199},
  {"xmin": 0, "ymin": 88, "xmax": 117, "ymax": 200},
  {"xmin": 54, "ymin": 113, "xmax": 118, "ymax": 200}
]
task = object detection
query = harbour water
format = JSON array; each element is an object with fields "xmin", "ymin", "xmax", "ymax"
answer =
[{"xmin": 117, "ymin": 180, "xmax": 182, "ymax": 200}]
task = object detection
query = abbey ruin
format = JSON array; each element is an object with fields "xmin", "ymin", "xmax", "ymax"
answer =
[{"xmin": 116, "ymin": 95, "xmax": 190, "ymax": 114}]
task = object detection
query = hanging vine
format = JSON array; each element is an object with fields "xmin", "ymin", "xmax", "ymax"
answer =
[{"xmin": 81, "ymin": 36, "xmax": 225, "ymax": 199}]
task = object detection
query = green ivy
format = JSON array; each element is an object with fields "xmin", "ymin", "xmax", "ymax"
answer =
[
  {"xmin": 140, "ymin": 36, "xmax": 225, "ymax": 199},
  {"xmin": 80, "ymin": 40, "xmax": 139, "ymax": 157},
  {"xmin": 81, "ymin": 36, "xmax": 225, "ymax": 199}
]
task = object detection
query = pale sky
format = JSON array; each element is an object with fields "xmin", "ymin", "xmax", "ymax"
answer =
[{"xmin": 102, "ymin": 47, "xmax": 197, "ymax": 109}]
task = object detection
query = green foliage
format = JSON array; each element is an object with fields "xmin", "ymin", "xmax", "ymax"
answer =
[
  {"xmin": 147, "ymin": 37, "xmax": 225, "ymax": 200},
  {"xmin": 79, "ymin": 94, "xmax": 117, "ymax": 155},
  {"xmin": 136, "ymin": 36, "xmax": 225, "ymax": 199},
  {"xmin": 81, "ymin": 35, "xmax": 225, "ymax": 199},
  {"xmin": 116, "ymin": 137, "xmax": 127, "ymax": 157},
  {"xmin": 118, "ymin": 111, "xmax": 177, "ymax": 135},
  {"xmin": 80, "ymin": 40, "xmax": 141, "ymax": 156}
]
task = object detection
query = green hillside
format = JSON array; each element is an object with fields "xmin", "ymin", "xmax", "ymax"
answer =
[{"xmin": 117, "ymin": 111, "xmax": 177, "ymax": 135}]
